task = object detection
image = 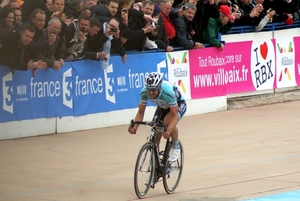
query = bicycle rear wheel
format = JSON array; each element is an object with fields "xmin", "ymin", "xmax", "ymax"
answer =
[
  {"xmin": 163, "ymin": 140, "xmax": 184, "ymax": 194},
  {"xmin": 134, "ymin": 142, "xmax": 155, "ymax": 198}
]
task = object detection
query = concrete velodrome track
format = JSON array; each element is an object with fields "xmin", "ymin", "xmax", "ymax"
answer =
[{"xmin": 0, "ymin": 101, "xmax": 300, "ymax": 201}]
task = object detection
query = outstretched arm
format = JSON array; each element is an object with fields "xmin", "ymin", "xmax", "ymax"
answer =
[{"xmin": 129, "ymin": 103, "xmax": 146, "ymax": 134}]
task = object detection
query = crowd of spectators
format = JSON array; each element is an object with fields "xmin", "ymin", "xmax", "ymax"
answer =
[{"xmin": 0, "ymin": 0, "xmax": 299, "ymax": 73}]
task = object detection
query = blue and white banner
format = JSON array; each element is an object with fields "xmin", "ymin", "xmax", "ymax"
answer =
[
  {"xmin": 0, "ymin": 64, "xmax": 73, "ymax": 122},
  {"xmin": 72, "ymin": 52, "xmax": 168, "ymax": 116},
  {"xmin": 0, "ymin": 52, "xmax": 168, "ymax": 122}
]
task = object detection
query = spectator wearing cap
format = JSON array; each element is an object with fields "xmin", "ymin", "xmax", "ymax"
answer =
[{"xmin": 202, "ymin": 5, "xmax": 234, "ymax": 50}]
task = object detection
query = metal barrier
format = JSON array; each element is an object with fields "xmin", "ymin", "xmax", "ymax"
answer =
[{"xmin": 224, "ymin": 20, "xmax": 300, "ymax": 34}]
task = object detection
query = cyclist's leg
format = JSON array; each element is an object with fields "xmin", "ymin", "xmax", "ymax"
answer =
[
  {"xmin": 152, "ymin": 107, "xmax": 165, "ymax": 150},
  {"xmin": 164, "ymin": 100, "xmax": 187, "ymax": 141},
  {"xmin": 164, "ymin": 100, "xmax": 187, "ymax": 161}
]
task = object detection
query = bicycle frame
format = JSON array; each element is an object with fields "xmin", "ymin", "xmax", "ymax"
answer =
[
  {"xmin": 148, "ymin": 127, "xmax": 171, "ymax": 179},
  {"xmin": 132, "ymin": 119, "xmax": 184, "ymax": 198},
  {"xmin": 130, "ymin": 120, "xmax": 170, "ymax": 181}
]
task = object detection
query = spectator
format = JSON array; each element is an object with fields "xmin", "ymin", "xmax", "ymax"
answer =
[
  {"xmin": 251, "ymin": 0, "xmax": 276, "ymax": 31},
  {"xmin": 123, "ymin": 0, "xmax": 157, "ymax": 51},
  {"xmin": 24, "ymin": 8, "xmax": 55, "ymax": 52},
  {"xmin": 82, "ymin": 17, "xmax": 107, "ymax": 60},
  {"xmin": 92, "ymin": 0, "xmax": 119, "ymax": 24},
  {"xmin": 9, "ymin": 0, "xmax": 20, "ymax": 10},
  {"xmin": 62, "ymin": 13, "xmax": 90, "ymax": 59},
  {"xmin": 13, "ymin": 7, "xmax": 22, "ymax": 29},
  {"xmin": 16, "ymin": 0, "xmax": 23, "ymax": 7},
  {"xmin": 64, "ymin": 0, "xmax": 84, "ymax": 19},
  {"xmin": 171, "ymin": 2, "xmax": 204, "ymax": 49},
  {"xmin": 254, "ymin": 8, "xmax": 276, "ymax": 31},
  {"xmin": 0, "ymin": 24, "xmax": 47, "ymax": 71},
  {"xmin": 50, "ymin": 0, "xmax": 73, "ymax": 25},
  {"xmin": 235, "ymin": 0, "xmax": 264, "ymax": 26},
  {"xmin": 262, "ymin": 0, "xmax": 295, "ymax": 24},
  {"xmin": 99, "ymin": 17, "xmax": 127, "ymax": 68},
  {"xmin": 157, "ymin": 0, "xmax": 177, "ymax": 43},
  {"xmin": 84, "ymin": 0, "xmax": 100, "ymax": 18},
  {"xmin": 21, "ymin": 0, "xmax": 47, "ymax": 23},
  {"xmin": 174, "ymin": 0, "xmax": 198, "ymax": 9},
  {"xmin": 0, "ymin": 8, "xmax": 14, "ymax": 31},
  {"xmin": 133, "ymin": 2, "xmax": 143, "ymax": 11},
  {"xmin": 202, "ymin": 5, "xmax": 234, "ymax": 50},
  {"xmin": 192, "ymin": 0, "xmax": 220, "ymax": 43},
  {"xmin": 0, "ymin": 0, "xmax": 10, "ymax": 13},
  {"xmin": 37, "ymin": 17, "xmax": 64, "ymax": 71},
  {"xmin": 83, "ymin": 0, "xmax": 98, "ymax": 10},
  {"xmin": 45, "ymin": 0, "xmax": 54, "ymax": 12},
  {"xmin": 147, "ymin": 3, "xmax": 173, "ymax": 52}
]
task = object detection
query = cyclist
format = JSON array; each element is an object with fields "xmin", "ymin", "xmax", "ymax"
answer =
[{"xmin": 128, "ymin": 72, "xmax": 187, "ymax": 161}]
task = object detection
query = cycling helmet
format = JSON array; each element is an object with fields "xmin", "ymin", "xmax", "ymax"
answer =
[{"xmin": 145, "ymin": 72, "xmax": 162, "ymax": 89}]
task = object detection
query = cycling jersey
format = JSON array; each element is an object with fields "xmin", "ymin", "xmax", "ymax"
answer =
[{"xmin": 139, "ymin": 81, "xmax": 185, "ymax": 109}]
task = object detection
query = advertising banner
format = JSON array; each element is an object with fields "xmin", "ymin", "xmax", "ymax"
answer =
[
  {"xmin": 293, "ymin": 36, "xmax": 300, "ymax": 86},
  {"xmin": 166, "ymin": 50, "xmax": 191, "ymax": 100},
  {"xmin": 72, "ymin": 52, "xmax": 168, "ymax": 116},
  {"xmin": 0, "ymin": 65, "xmax": 73, "ymax": 122}
]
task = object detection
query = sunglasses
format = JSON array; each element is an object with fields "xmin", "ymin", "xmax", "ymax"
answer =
[{"xmin": 146, "ymin": 87, "xmax": 158, "ymax": 91}]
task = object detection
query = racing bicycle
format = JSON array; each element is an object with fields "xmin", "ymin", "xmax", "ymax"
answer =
[{"xmin": 129, "ymin": 119, "xmax": 184, "ymax": 199}]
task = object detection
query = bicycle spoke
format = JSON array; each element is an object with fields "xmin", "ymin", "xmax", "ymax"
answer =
[{"xmin": 134, "ymin": 143, "xmax": 155, "ymax": 198}]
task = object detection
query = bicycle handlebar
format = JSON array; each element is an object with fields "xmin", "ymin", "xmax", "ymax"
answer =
[{"xmin": 129, "ymin": 119, "xmax": 167, "ymax": 132}]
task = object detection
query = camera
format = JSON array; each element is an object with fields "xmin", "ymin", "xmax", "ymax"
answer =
[
  {"xmin": 110, "ymin": 27, "xmax": 117, "ymax": 32},
  {"xmin": 51, "ymin": 29, "xmax": 56, "ymax": 34},
  {"xmin": 182, "ymin": 6, "xmax": 188, "ymax": 10},
  {"xmin": 151, "ymin": 21, "xmax": 155, "ymax": 27},
  {"xmin": 122, "ymin": 8, "xmax": 127, "ymax": 13},
  {"xmin": 80, "ymin": 27, "xmax": 86, "ymax": 33}
]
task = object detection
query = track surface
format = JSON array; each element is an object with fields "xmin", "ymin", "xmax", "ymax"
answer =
[{"xmin": 1, "ymin": 101, "xmax": 300, "ymax": 201}]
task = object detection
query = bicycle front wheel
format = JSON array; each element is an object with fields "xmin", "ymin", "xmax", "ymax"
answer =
[
  {"xmin": 134, "ymin": 142, "xmax": 155, "ymax": 198},
  {"xmin": 163, "ymin": 140, "xmax": 184, "ymax": 194}
]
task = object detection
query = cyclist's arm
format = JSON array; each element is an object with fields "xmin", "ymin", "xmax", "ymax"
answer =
[
  {"xmin": 165, "ymin": 105, "xmax": 179, "ymax": 138},
  {"xmin": 133, "ymin": 103, "xmax": 147, "ymax": 130}
]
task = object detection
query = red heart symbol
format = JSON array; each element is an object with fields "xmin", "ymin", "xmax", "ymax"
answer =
[{"xmin": 260, "ymin": 42, "xmax": 268, "ymax": 60}]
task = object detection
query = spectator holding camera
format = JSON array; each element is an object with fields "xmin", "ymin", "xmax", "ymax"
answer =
[
  {"xmin": 235, "ymin": 0, "xmax": 264, "ymax": 26},
  {"xmin": 122, "ymin": 0, "xmax": 157, "ymax": 51},
  {"xmin": 37, "ymin": 17, "xmax": 64, "ymax": 71},
  {"xmin": 171, "ymin": 2, "xmax": 205, "ymax": 49},
  {"xmin": 262, "ymin": 0, "xmax": 295, "ymax": 24},
  {"xmin": 142, "ymin": 3, "xmax": 173, "ymax": 52},
  {"xmin": 62, "ymin": 13, "xmax": 90, "ymax": 59},
  {"xmin": 97, "ymin": 17, "xmax": 127, "ymax": 68}
]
